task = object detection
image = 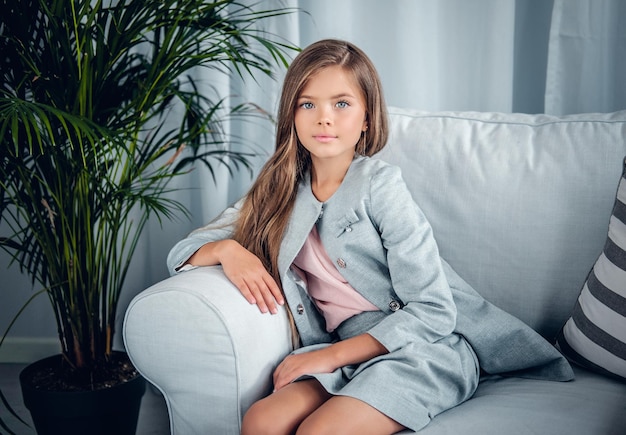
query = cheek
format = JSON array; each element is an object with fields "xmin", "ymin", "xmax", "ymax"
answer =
[
  {"xmin": 293, "ymin": 117, "xmax": 309, "ymax": 148},
  {"xmin": 293, "ymin": 115, "xmax": 305, "ymax": 137},
  {"xmin": 294, "ymin": 110, "xmax": 310, "ymax": 130},
  {"xmin": 347, "ymin": 110, "xmax": 366, "ymax": 129},
  {"xmin": 346, "ymin": 116, "xmax": 366, "ymax": 137}
]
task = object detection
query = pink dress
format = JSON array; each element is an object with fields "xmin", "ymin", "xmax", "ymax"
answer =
[{"xmin": 292, "ymin": 225, "xmax": 378, "ymax": 332}]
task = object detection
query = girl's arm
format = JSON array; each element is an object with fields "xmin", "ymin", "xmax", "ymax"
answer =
[
  {"xmin": 365, "ymin": 165, "xmax": 457, "ymax": 353},
  {"xmin": 185, "ymin": 239, "xmax": 232, "ymax": 267},
  {"xmin": 167, "ymin": 200, "xmax": 244, "ymax": 274},
  {"xmin": 167, "ymin": 200, "xmax": 284, "ymax": 314},
  {"xmin": 272, "ymin": 333, "xmax": 387, "ymax": 391}
]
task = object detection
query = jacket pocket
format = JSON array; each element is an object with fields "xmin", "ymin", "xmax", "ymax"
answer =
[{"xmin": 334, "ymin": 209, "xmax": 360, "ymax": 237}]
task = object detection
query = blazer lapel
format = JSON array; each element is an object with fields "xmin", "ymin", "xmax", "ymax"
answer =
[{"xmin": 277, "ymin": 178, "xmax": 323, "ymax": 278}]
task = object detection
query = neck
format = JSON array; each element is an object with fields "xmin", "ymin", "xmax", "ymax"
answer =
[{"xmin": 310, "ymin": 156, "xmax": 353, "ymax": 202}]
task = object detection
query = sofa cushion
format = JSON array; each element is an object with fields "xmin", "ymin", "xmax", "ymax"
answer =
[
  {"xmin": 414, "ymin": 367, "xmax": 626, "ymax": 435},
  {"xmin": 377, "ymin": 108, "xmax": 626, "ymax": 339},
  {"xmin": 557, "ymin": 157, "xmax": 626, "ymax": 381}
]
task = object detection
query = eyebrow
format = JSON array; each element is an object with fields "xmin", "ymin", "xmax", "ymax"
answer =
[{"xmin": 297, "ymin": 93, "xmax": 358, "ymax": 100}]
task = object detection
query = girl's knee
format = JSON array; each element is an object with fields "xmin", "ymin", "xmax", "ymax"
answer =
[
  {"xmin": 242, "ymin": 397, "xmax": 304, "ymax": 435},
  {"xmin": 241, "ymin": 401, "xmax": 275, "ymax": 435},
  {"xmin": 242, "ymin": 380, "xmax": 332, "ymax": 435},
  {"xmin": 296, "ymin": 414, "xmax": 335, "ymax": 435}
]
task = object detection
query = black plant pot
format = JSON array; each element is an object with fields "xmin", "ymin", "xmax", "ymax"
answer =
[{"xmin": 19, "ymin": 352, "xmax": 146, "ymax": 435}]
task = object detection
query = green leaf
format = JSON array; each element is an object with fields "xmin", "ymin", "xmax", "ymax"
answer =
[{"xmin": 0, "ymin": 0, "xmax": 298, "ymax": 430}]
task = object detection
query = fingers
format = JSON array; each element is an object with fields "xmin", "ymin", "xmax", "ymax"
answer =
[
  {"xmin": 240, "ymin": 276, "xmax": 283, "ymax": 314},
  {"xmin": 264, "ymin": 274, "xmax": 285, "ymax": 306},
  {"xmin": 228, "ymin": 269, "xmax": 283, "ymax": 314},
  {"xmin": 273, "ymin": 348, "xmax": 339, "ymax": 392},
  {"xmin": 235, "ymin": 280, "xmax": 261, "ymax": 306},
  {"xmin": 272, "ymin": 354, "xmax": 316, "ymax": 391},
  {"xmin": 273, "ymin": 358, "xmax": 292, "ymax": 391},
  {"xmin": 219, "ymin": 241, "xmax": 285, "ymax": 314},
  {"xmin": 273, "ymin": 354, "xmax": 308, "ymax": 391}
]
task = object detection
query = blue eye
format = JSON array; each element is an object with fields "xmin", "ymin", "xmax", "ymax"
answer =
[
  {"xmin": 336, "ymin": 101, "xmax": 349, "ymax": 109},
  {"xmin": 300, "ymin": 102, "xmax": 314, "ymax": 109}
]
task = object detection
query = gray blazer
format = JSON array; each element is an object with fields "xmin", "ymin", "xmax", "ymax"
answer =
[
  {"xmin": 278, "ymin": 156, "xmax": 457, "ymax": 354},
  {"xmin": 168, "ymin": 156, "xmax": 573, "ymax": 381}
]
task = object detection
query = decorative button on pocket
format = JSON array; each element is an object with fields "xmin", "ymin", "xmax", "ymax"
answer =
[
  {"xmin": 336, "ymin": 258, "xmax": 347, "ymax": 268},
  {"xmin": 297, "ymin": 304, "xmax": 304, "ymax": 315},
  {"xmin": 388, "ymin": 300, "xmax": 401, "ymax": 311}
]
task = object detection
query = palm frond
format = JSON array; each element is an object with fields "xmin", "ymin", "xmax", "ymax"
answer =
[{"xmin": 0, "ymin": 0, "xmax": 298, "ymax": 431}]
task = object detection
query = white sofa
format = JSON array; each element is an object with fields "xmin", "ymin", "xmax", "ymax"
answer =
[{"xmin": 124, "ymin": 108, "xmax": 626, "ymax": 434}]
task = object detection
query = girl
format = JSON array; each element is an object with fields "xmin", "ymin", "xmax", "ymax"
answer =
[{"xmin": 167, "ymin": 39, "xmax": 480, "ymax": 434}]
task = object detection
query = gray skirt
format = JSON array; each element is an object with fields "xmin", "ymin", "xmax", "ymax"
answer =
[{"xmin": 291, "ymin": 311, "xmax": 480, "ymax": 432}]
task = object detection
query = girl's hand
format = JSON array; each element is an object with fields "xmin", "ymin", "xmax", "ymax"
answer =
[
  {"xmin": 273, "ymin": 348, "xmax": 338, "ymax": 391},
  {"xmin": 218, "ymin": 240, "xmax": 285, "ymax": 314},
  {"xmin": 272, "ymin": 334, "xmax": 388, "ymax": 391},
  {"xmin": 187, "ymin": 239, "xmax": 284, "ymax": 314}
]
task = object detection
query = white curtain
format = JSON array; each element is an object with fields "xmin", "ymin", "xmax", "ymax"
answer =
[
  {"xmin": 545, "ymin": 0, "xmax": 626, "ymax": 114},
  {"xmin": 2, "ymin": 0, "xmax": 625, "ymax": 355},
  {"xmin": 166, "ymin": 0, "xmax": 626, "ymax": 237}
]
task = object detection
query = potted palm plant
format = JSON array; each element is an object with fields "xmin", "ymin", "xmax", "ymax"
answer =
[{"xmin": 0, "ymin": 0, "xmax": 295, "ymax": 433}]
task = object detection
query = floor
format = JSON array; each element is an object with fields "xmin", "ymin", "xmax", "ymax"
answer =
[{"xmin": 0, "ymin": 363, "xmax": 170, "ymax": 435}]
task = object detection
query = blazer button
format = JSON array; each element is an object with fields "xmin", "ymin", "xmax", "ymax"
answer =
[
  {"xmin": 336, "ymin": 258, "xmax": 347, "ymax": 268},
  {"xmin": 388, "ymin": 300, "xmax": 401, "ymax": 312},
  {"xmin": 297, "ymin": 304, "xmax": 304, "ymax": 315}
]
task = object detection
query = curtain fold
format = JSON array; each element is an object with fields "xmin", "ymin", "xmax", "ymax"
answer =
[
  {"xmin": 545, "ymin": 0, "xmax": 626, "ymax": 115},
  {"xmin": 292, "ymin": 0, "xmax": 521, "ymax": 113}
]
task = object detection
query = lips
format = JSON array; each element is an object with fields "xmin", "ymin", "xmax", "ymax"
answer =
[{"xmin": 314, "ymin": 134, "xmax": 337, "ymax": 143}]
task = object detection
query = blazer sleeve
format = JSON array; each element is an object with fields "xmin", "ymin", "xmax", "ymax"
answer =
[
  {"xmin": 166, "ymin": 199, "xmax": 243, "ymax": 275},
  {"xmin": 365, "ymin": 165, "xmax": 457, "ymax": 352}
]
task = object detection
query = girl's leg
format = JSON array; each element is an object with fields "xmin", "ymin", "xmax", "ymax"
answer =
[
  {"xmin": 296, "ymin": 395, "xmax": 406, "ymax": 435},
  {"xmin": 241, "ymin": 379, "xmax": 331, "ymax": 435}
]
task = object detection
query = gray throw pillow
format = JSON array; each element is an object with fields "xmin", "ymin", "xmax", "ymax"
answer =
[{"xmin": 557, "ymin": 157, "xmax": 626, "ymax": 381}]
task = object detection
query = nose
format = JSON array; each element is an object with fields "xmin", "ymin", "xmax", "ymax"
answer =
[{"xmin": 317, "ymin": 106, "xmax": 332, "ymax": 125}]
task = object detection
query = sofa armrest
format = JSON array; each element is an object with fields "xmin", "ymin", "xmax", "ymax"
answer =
[{"xmin": 122, "ymin": 266, "xmax": 292, "ymax": 435}]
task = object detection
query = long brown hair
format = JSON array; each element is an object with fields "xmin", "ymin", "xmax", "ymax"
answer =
[{"xmin": 233, "ymin": 38, "xmax": 388, "ymax": 297}]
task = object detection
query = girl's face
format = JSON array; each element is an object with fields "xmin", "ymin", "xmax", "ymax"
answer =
[{"xmin": 294, "ymin": 66, "xmax": 367, "ymax": 168}]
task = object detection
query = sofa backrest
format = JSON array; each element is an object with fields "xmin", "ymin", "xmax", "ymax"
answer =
[{"xmin": 377, "ymin": 108, "xmax": 626, "ymax": 340}]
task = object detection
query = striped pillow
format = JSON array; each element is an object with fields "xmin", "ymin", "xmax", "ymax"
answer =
[{"xmin": 557, "ymin": 157, "xmax": 626, "ymax": 381}]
